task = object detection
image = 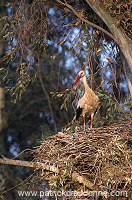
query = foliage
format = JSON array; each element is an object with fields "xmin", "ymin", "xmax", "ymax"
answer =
[{"xmin": 100, "ymin": 0, "xmax": 132, "ymax": 39}]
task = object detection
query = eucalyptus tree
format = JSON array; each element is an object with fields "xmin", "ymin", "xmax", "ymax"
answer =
[{"xmin": 0, "ymin": 0, "xmax": 131, "ymax": 198}]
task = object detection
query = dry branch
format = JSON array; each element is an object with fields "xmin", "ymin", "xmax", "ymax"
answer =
[
  {"xmin": 0, "ymin": 157, "xmax": 94, "ymax": 189},
  {"xmin": 0, "ymin": 157, "xmax": 59, "ymax": 173}
]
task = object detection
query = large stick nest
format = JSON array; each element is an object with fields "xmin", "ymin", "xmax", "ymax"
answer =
[{"xmin": 33, "ymin": 121, "xmax": 132, "ymax": 199}]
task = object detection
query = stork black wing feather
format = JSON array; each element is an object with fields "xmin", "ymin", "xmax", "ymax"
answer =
[
  {"xmin": 94, "ymin": 108, "xmax": 98, "ymax": 116},
  {"xmin": 76, "ymin": 106, "xmax": 82, "ymax": 120}
]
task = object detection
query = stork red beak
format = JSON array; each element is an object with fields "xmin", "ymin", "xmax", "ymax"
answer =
[{"xmin": 73, "ymin": 75, "xmax": 81, "ymax": 86}]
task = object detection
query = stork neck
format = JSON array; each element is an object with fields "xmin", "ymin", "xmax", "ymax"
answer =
[
  {"xmin": 82, "ymin": 75, "xmax": 89, "ymax": 89},
  {"xmin": 82, "ymin": 75, "xmax": 92, "ymax": 93}
]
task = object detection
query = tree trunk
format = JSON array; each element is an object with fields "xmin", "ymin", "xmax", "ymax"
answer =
[
  {"xmin": 85, "ymin": 0, "xmax": 132, "ymax": 96},
  {"xmin": 0, "ymin": 88, "xmax": 5, "ymax": 132},
  {"xmin": 0, "ymin": 88, "xmax": 7, "ymax": 155}
]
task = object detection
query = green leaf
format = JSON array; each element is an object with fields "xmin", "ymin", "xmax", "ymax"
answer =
[{"xmin": 5, "ymin": 2, "xmax": 11, "ymax": 7}]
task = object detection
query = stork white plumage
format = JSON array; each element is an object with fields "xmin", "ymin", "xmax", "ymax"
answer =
[{"xmin": 73, "ymin": 70, "xmax": 99, "ymax": 130}]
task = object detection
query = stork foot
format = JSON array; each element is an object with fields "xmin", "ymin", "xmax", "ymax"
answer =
[
  {"xmin": 89, "ymin": 114, "xmax": 93, "ymax": 129},
  {"xmin": 89, "ymin": 125, "xmax": 92, "ymax": 129},
  {"xmin": 83, "ymin": 115, "xmax": 87, "ymax": 132}
]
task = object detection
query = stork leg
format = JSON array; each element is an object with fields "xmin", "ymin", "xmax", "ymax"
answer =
[
  {"xmin": 90, "ymin": 117, "xmax": 92, "ymax": 129},
  {"xmin": 83, "ymin": 115, "xmax": 86, "ymax": 131},
  {"xmin": 90, "ymin": 113, "xmax": 94, "ymax": 129}
]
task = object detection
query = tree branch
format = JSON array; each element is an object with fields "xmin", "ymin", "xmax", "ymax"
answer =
[
  {"xmin": 0, "ymin": 157, "xmax": 59, "ymax": 173},
  {"xmin": 0, "ymin": 157, "xmax": 94, "ymax": 189},
  {"xmin": 72, "ymin": 171, "xmax": 94, "ymax": 189},
  {"xmin": 56, "ymin": 0, "xmax": 119, "ymax": 44},
  {"xmin": 37, "ymin": 63, "xmax": 57, "ymax": 132}
]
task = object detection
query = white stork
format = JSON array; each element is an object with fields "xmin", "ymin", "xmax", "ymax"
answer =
[{"xmin": 73, "ymin": 70, "xmax": 99, "ymax": 130}]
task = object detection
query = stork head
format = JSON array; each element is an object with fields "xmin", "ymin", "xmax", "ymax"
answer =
[{"xmin": 73, "ymin": 70, "xmax": 85, "ymax": 86}]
